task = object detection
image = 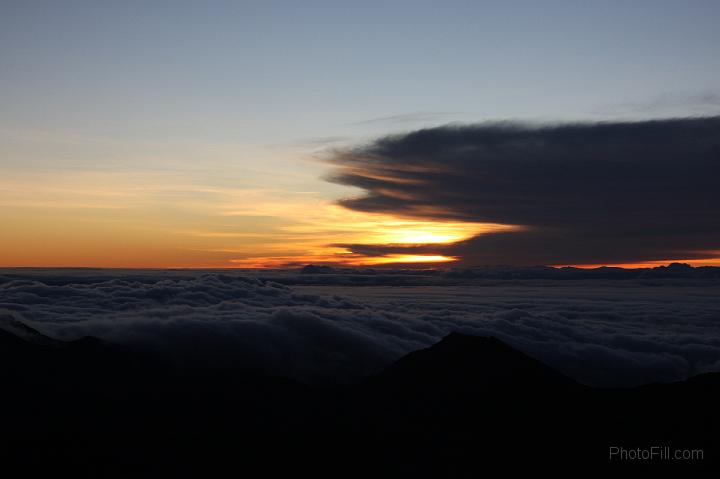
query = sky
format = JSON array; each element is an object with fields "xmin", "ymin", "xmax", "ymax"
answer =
[{"xmin": 1, "ymin": 0, "xmax": 719, "ymax": 268}]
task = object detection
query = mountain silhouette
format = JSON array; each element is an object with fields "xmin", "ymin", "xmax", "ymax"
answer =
[
  {"xmin": 0, "ymin": 320, "xmax": 716, "ymax": 476},
  {"xmin": 371, "ymin": 332, "xmax": 580, "ymax": 390}
]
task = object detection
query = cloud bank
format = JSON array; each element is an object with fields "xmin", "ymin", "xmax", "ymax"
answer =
[
  {"xmin": 326, "ymin": 117, "xmax": 720, "ymax": 265},
  {"xmin": 2, "ymin": 270, "xmax": 719, "ymax": 387}
]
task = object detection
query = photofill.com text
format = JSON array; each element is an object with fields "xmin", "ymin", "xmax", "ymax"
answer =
[{"xmin": 609, "ymin": 446, "xmax": 703, "ymax": 461}]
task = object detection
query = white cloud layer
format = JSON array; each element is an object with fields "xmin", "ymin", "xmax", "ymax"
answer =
[{"xmin": 1, "ymin": 271, "xmax": 719, "ymax": 386}]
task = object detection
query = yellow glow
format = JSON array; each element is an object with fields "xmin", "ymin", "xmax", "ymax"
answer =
[
  {"xmin": 0, "ymin": 168, "xmax": 508, "ymax": 268},
  {"xmin": 274, "ymin": 205, "xmax": 516, "ymax": 246},
  {"xmin": 367, "ymin": 220, "xmax": 504, "ymax": 244},
  {"xmin": 380, "ymin": 230, "xmax": 460, "ymax": 244},
  {"xmin": 361, "ymin": 254, "xmax": 457, "ymax": 265},
  {"xmin": 229, "ymin": 253, "xmax": 457, "ymax": 268},
  {"xmin": 4, "ymin": 168, "xmax": 715, "ymax": 269}
]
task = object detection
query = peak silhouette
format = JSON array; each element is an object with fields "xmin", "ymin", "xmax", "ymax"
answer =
[
  {"xmin": 371, "ymin": 332, "xmax": 580, "ymax": 394},
  {"xmin": 0, "ymin": 324, "xmax": 716, "ymax": 476}
]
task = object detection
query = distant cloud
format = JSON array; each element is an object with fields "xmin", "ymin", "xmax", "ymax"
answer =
[
  {"xmin": 274, "ymin": 136, "xmax": 351, "ymax": 149},
  {"xmin": 326, "ymin": 117, "xmax": 720, "ymax": 265},
  {"xmin": 596, "ymin": 91, "xmax": 720, "ymax": 117},
  {"xmin": 349, "ymin": 111, "xmax": 459, "ymax": 126}
]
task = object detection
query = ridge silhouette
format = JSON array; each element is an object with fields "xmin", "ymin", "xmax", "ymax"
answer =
[{"xmin": 0, "ymin": 319, "xmax": 716, "ymax": 476}]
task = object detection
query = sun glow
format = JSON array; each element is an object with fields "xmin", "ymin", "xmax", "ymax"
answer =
[
  {"xmin": 369, "ymin": 223, "xmax": 487, "ymax": 245},
  {"xmin": 231, "ymin": 206, "xmax": 517, "ymax": 266},
  {"xmin": 229, "ymin": 253, "xmax": 458, "ymax": 268},
  {"xmin": 0, "ymin": 171, "xmax": 514, "ymax": 268},
  {"xmin": 361, "ymin": 254, "xmax": 457, "ymax": 265}
]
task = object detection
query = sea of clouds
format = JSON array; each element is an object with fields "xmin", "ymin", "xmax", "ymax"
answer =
[{"xmin": 1, "ymin": 270, "xmax": 719, "ymax": 387}]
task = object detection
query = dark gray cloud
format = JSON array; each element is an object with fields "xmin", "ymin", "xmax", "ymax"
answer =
[
  {"xmin": 1, "ymin": 270, "xmax": 719, "ymax": 387},
  {"xmin": 326, "ymin": 117, "xmax": 720, "ymax": 265}
]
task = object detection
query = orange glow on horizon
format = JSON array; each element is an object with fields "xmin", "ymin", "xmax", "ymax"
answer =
[
  {"xmin": 229, "ymin": 253, "xmax": 457, "ymax": 268},
  {"xmin": 181, "ymin": 204, "xmax": 513, "ymax": 268},
  {"xmin": 561, "ymin": 257, "xmax": 720, "ymax": 269},
  {"xmin": 2, "ymin": 170, "xmax": 718, "ymax": 269},
  {"xmin": 558, "ymin": 251, "xmax": 720, "ymax": 269}
]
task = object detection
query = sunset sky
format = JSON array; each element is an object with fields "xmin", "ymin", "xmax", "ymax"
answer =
[{"xmin": 1, "ymin": 0, "xmax": 719, "ymax": 268}]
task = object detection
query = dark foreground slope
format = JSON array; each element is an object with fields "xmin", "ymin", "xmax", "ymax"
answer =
[{"xmin": 1, "ymin": 319, "xmax": 717, "ymax": 477}]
